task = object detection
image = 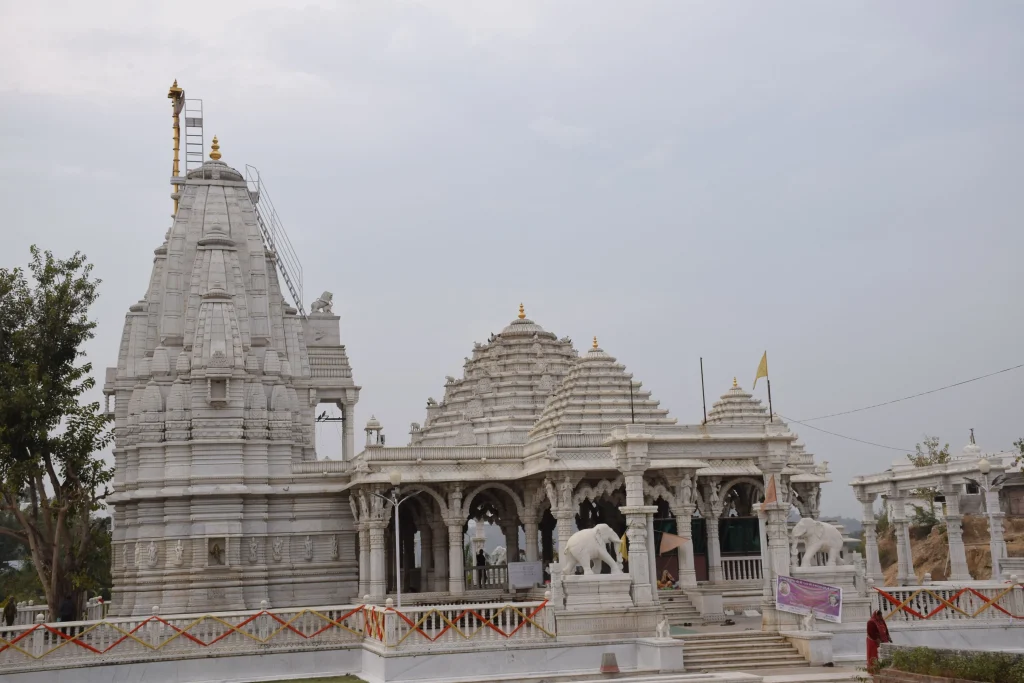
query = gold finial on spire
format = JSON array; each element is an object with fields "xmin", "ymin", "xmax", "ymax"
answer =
[
  {"xmin": 518, "ymin": 303, "xmax": 525, "ymax": 319},
  {"xmin": 733, "ymin": 377, "xmax": 738, "ymax": 388},
  {"xmin": 209, "ymin": 135, "xmax": 221, "ymax": 160},
  {"xmin": 593, "ymin": 336, "xmax": 598, "ymax": 349}
]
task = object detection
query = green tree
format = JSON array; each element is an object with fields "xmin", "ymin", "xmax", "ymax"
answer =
[
  {"xmin": 906, "ymin": 436, "xmax": 951, "ymax": 519},
  {"xmin": 0, "ymin": 247, "xmax": 113, "ymax": 618}
]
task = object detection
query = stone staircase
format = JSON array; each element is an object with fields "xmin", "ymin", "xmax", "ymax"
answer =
[
  {"xmin": 677, "ymin": 631, "xmax": 809, "ymax": 672},
  {"xmin": 658, "ymin": 590, "xmax": 701, "ymax": 625}
]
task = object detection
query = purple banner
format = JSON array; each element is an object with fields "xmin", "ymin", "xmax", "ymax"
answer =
[{"xmin": 775, "ymin": 575, "xmax": 843, "ymax": 623}]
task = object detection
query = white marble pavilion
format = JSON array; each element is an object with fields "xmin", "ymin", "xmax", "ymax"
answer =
[{"xmin": 104, "ymin": 142, "xmax": 831, "ymax": 616}]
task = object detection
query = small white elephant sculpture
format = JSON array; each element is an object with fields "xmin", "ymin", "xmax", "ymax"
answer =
[
  {"xmin": 790, "ymin": 517, "xmax": 844, "ymax": 567},
  {"xmin": 560, "ymin": 523, "xmax": 622, "ymax": 575}
]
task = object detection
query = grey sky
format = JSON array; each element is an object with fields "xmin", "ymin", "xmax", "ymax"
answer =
[{"xmin": 2, "ymin": 1, "xmax": 1022, "ymax": 518}]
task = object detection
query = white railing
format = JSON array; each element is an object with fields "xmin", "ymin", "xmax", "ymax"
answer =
[
  {"xmin": 721, "ymin": 556, "xmax": 763, "ymax": 582},
  {"xmin": 469, "ymin": 564, "xmax": 508, "ymax": 589},
  {"xmin": 0, "ymin": 599, "xmax": 556, "ymax": 672},
  {"xmin": 0, "ymin": 603, "xmax": 364, "ymax": 672},
  {"xmin": 364, "ymin": 599, "xmax": 553, "ymax": 651},
  {"xmin": 874, "ymin": 582, "xmax": 1024, "ymax": 623},
  {"xmin": 14, "ymin": 603, "xmax": 48, "ymax": 626},
  {"xmin": 86, "ymin": 598, "xmax": 109, "ymax": 621}
]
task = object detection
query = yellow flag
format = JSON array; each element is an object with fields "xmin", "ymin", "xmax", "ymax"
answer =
[
  {"xmin": 753, "ymin": 351, "xmax": 768, "ymax": 389},
  {"xmin": 619, "ymin": 534, "xmax": 629, "ymax": 562}
]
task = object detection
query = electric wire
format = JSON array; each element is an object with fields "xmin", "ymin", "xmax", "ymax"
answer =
[{"xmin": 794, "ymin": 363, "xmax": 1024, "ymax": 422}]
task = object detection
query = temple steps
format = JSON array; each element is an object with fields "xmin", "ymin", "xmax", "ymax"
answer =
[
  {"xmin": 678, "ymin": 631, "xmax": 808, "ymax": 671},
  {"xmin": 658, "ymin": 590, "xmax": 701, "ymax": 624}
]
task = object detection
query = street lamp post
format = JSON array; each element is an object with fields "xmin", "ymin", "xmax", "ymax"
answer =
[{"xmin": 370, "ymin": 471, "xmax": 419, "ymax": 608}]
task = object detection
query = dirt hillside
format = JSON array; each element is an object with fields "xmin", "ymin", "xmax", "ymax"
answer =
[{"xmin": 877, "ymin": 515, "xmax": 1024, "ymax": 585}]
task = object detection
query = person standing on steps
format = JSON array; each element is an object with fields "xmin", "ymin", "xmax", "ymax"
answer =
[{"xmin": 866, "ymin": 609, "xmax": 892, "ymax": 672}]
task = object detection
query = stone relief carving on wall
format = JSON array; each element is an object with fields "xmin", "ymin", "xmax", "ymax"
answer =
[
  {"xmin": 174, "ymin": 540, "xmax": 184, "ymax": 566},
  {"xmin": 304, "ymin": 536, "xmax": 313, "ymax": 561},
  {"xmin": 249, "ymin": 537, "xmax": 259, "ymax": 564},
  {"xmin": 680, "ymin": 474, "xmax": 694, "ymax": 506},
  {"xmin": 272, "ymin": 538, "xmax": 283, "ymax": 562},
  {"xmin": 147, "ymin": 541, "xmax": 158, "ymax": 567},
  {"xmin": 331, "ymin": 535, "xmax": 339, "ymax": 560}
]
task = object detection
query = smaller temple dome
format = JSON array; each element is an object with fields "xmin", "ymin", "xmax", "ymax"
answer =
[
  {"xmin": 704, "ymin": 381, "xmax": 770, "ymax": 425},
  {"xmin": 529, "ymin": 342, "xmax": 675, "ymax": 440},
  {"xmin": 366, "ymin": 415, "xmax": 382, "ymax": 430}
]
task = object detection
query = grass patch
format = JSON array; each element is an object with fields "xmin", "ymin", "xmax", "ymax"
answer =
[{"xmin": 881, "ymin": 646, "xmax": 1024, "ymax": 683}]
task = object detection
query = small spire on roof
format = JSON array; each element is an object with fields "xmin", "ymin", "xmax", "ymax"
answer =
[
  {"xmin": 733, "ymin": 377, "xmax": 738, "ymax": 388},
  {"xmin": 209, "ymin": 135, "xmax": 221, "ymax": 160},
  {"xmin": 592, "ymin": 336, "xmax": 598, "ymax": 349},
  {"xmin": 518, "ymin": 303, "xmax": 525, "ymax": 319}
]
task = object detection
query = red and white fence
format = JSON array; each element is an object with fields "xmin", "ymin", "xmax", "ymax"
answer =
[
  {"xmin": 874, "ymin": 582, "xmax": 1024, "ymax": 622},
  {"xmin": 0, "ymin": 599, "xmax": 554, "ymax": 673}
]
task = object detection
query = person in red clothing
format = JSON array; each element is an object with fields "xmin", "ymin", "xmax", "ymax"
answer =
[{"xmin": 866, "ymin": 610, "xmax": 892, "ymax": 672}]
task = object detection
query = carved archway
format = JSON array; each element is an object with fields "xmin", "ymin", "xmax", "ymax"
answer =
[
  {"xmin": 462, "ymin": 482, "xmax": 525, "ymax": 521},
  {"xmin": 573, "ymin": 477, "xmax": 624, "ymax": 508}
]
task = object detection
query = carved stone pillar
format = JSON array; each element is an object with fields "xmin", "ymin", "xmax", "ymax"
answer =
[
  {"xmin": 938, "ymin": 481, "xmax": 971, "ymax": 581},
  {"xmin": 985, "ymin": 485, "xmax": 1008, "ymax": 579},
  {"xmin": 419, "ymin": 524, "xmax": 433, "ymax": 591},
  {"xmin": 341, "ymin": 402, "xmax": 355, "ymax": 461},
  {"xmin": 622, "ymin": 505, "xmax": 657, "ymax": 606},
  {"xmin": 856, "ymin": 490, "xmax": 883, "ymax": 584},
  {"xmin": 501, "ymin": 521, "xmax": 520, "ymax": 563},
  {"xmin": 446, "ymin": 485, "xmax": 464, "ymax": 594},
  {"xmin": 671, "ymin": 505, "xmax": 697, "ymax": 588},
  {"xmin": 430, "ymin": 522, "xmax": 447, "ymax": 592},
  {"xmin": 522, "ymin": 515, "xmax": 539, "ymax": 562},
  {"xmin": 447, "ymin": 523, "xmax": 465, "ymax": 595},
  {"xmin": 890, "ymin": 495, "xmax": 914, "ymax": 585},
  {"xmin": 368, "ymin": 521, "xmax": 387, "ymax": 599},
  {"xmin": 357, "ymin": 524, "xmax": 370, "ymax": 598},
  {"xmin": 554, "ymin": 511, "xmax": 573, "ymax": 559},
  {"xmin": 707, "ymin": 512, "xmax": 722, "ymax": 583}
]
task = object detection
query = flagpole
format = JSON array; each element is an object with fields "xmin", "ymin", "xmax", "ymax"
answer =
[
  {"xmin": 629, "ymin": 377, "xmax": 636, "ymax": 424},
  {"xmin": 700, "ymin": 357, "xmax": 707, "ymax": 425},
  {"xmin": 766, "ymin": 378, "xmax": 774, "ymax": 423}
]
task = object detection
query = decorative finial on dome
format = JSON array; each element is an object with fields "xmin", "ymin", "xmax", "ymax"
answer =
[
  {"xmin": 209, "ymin": 135, "xmax": 221, "ymax": 160},
  {"xmin": 733, "ymin": 377, "xmax": 738, "ymax": 388},
  {"xmin": 593, "ymin": 336, "xmax": 598, "ymax": 349},
  {"xmin": 518, "ymin": 303, "xmax": 526, "ymax": 319}
]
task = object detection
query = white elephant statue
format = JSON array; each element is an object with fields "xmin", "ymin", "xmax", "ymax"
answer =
[
  {"xmin": 490, "ymin": 546, "xmax": 507, "ymax": 565},
  {"xmin": 790, "ymin": 517, "xmax": 844, "ymax": 567},
  {"xmin": 560, "ymin": 523, "xmax": 622, "ymax": 575}
]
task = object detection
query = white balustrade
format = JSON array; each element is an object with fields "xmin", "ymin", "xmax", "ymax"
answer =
[
  {"xmin": 468, "ymin": 564, "xmax": 508, "ymax": 589},
  {"xmin": 364, "ymin": 599, "xmax": 553, "ymax": 651},
  {"xmin": 0, "ymin": 603, "xmax": 364, "ymax": 672},
  {"xmin": 14, "ymin": 603, "xmax": 48, "ymax": 626},
  {"xmin": 874, "ymin": 582, "xmax": 1024, "ymax": 622},
  {"xmin": 0, "ymin": 598, "xmax": 555, "ymax": 672},
  {"xmin": 721, "ymin": 556, "xmax": 763, "ymax": 582}
]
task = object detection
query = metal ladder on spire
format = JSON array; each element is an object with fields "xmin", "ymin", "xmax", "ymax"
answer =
[
  {"xmin": 183, "ymin": 98, "xmax": 204, "ymax": 173},
  {"xmin": 245, "ymin": 165, "xmax": 306, "ymax": 317}
]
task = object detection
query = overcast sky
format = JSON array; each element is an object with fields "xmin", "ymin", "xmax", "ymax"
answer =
[{"xmin": 2, "ymin": 1, "xmax": 1022, "ymax": 518}]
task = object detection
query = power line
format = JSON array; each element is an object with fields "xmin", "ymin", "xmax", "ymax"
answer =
[
  {"xmin": 794, "ymin": 363, "xmax": 1024, "ymax": 422},
  {"xmin": 779, "ymin": 413, "xmax": 914, "ymax": 452}
]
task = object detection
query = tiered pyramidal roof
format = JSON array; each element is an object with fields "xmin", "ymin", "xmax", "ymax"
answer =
[
  {"xmin": 410, "ymin": 305, "xmax": 577, "ymax": 446},
  {"xmin": 704, "ymin": 379, "xmax": 771, "ymax": 425},
  {"xmin": 529, "ymin": 338, "xmax": 675, "ymax": 440}
]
